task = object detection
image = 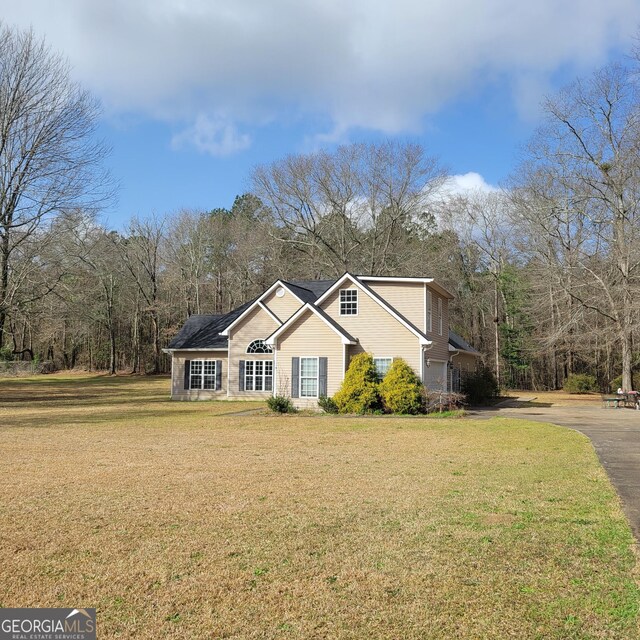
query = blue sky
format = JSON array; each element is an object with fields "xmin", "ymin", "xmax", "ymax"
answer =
[{"xmin": 3, "ymin": 0, "xmax": 640, "ymax": 228}]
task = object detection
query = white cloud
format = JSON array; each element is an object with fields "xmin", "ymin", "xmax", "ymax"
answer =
[
  {"xmin": 2, "ymin": 0, "xmax": 639, "ymax": 144},
  {"xmin": 171, "ymin": 114, "xmax": 251, "ymax": 156},
  {"xmin": 443, "ymin": 173, "xmax": 500, "ymax": 197}
]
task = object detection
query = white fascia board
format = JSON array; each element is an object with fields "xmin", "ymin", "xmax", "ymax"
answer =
[
  {"xmin": 220, "ymin": 280, "xmax": 304, "ymax": 336},
  {"xmin": 260, "ymin": 280, "xmax": 307, "ymax": 306},
  {"xmin": 258, "ymin": 301, "xmax": 282, "ymax": 324},
  {"xmin": 359, "ymin": 275, "xmax": 454, "ymax": 300},
  {"xmin": 449, "ymin": 345, "xmax": 481, "ymax": 356},
  {"xmin": 315, "ymin": 273, "xmax": 432, "ymax": 346},
  {"xmin": 358, "ymin": 276, "xmax": 434, "ymax": 283},
  {"xmin": 265, "ymin": 303, "xmax": 356, "ymax": 346},
  {"xmin": 163, "ymin": 347, "xmax": 229, "ymax": 353}
]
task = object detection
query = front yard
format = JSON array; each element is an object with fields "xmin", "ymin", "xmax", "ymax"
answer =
[{"xmin": 0, "ymin": 375, "xmax": 638, "ymax": 639}]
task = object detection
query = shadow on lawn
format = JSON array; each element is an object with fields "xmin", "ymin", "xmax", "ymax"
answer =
[{"xmin": 3, "ymin": 405, "xmax": 206, "ymax": 429}]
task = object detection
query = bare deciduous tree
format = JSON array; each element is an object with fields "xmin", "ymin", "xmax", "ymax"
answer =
[{"xmin": 0, "ymin": 24, "xmax": 111, "ymax": 349}]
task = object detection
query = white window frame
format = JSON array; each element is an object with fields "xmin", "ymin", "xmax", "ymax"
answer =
[
  {"xmin": 190, "ymin": 359, "xmax": 216, "ymax": 390},
  {"xmin": 426, "ymin": 289, "xmax": 432, "ymax": 332},
  {"xmin": 246, "ymin": 339, "xmax": 273, "ymax": 354},
  {"xmin": 437, "ymin": 298, "xmax": 443, "ymax": 336},
  {"xmin": 299, "ymin": 356, "xmax": 319, "ymax": 398},
  {"xmin": 373, "ymin": 357, "xmax": 393, "ymax": 380},
  {"xmin": 244, "ymin": 359, "xmax": 273, "ymax": 392},
  {"xmin": 339, "ymin": 289, "xmax": 358, "ymax": 316}
]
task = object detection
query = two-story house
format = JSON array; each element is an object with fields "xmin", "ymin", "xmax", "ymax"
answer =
[{"xmin": 165, "ymin": 273, "xmax": 480, "ymax": 407}]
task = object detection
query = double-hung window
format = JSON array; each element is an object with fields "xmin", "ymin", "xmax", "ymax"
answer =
[
  {"xmin": 339, "ymin": 289, "xmax": 358, "ymax": 315},
  {"xmin": 190, "ymin": 360, "xmax": 216, "ymax": 390},
  {"xmin": 373, "ymin": 357, "xmax": 393, "ymax": 381},
  {"xmin": 300, "ymin": 357, "xmax": 319, "ymax": 397},
  {"xmin": 426, "ymin": 289, "xmax": 432, "ymax": 332},
  {"xmin": 245, "ymin": 360, "xmax": 273, "ymax": 392},
  {"xmin": 437, "ymin": 298, "xmax": 443, "ymax": 336}
]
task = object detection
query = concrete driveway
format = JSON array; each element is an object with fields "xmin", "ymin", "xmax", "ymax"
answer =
[{"xmin": 469, "ymin": 401, "xmax": 640, "ymax": 543}]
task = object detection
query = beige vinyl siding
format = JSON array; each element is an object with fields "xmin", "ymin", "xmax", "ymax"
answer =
[
  {"xmin": 321, "ymin": 288, "xmax": 422, "ymax": 377},
  {"xmin": 171, "ymin": 350, "xmax": 227, "ymax": 400},
  {"xmin": 425, "ymin": 286, "xmax": 449, "ymax": 362},
  {"xmin": 276, "ymin": 309, "xmax": 344, "ymax": 409},
  {"xmin": 367, "ymin": 281, "xmax": 425, "ymax": 332},
  {"xmin": 228, "ymin": 305, "xmax": 279, "ymax": 399},
  {"xmin": 262, "ymin": 287, "xmax": 303, "ymax": 322},
  {"xmin": 452, "ymin": 351, "xmax": 480, "ymax": 373}
]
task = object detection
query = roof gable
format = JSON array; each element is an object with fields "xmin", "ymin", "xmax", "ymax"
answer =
[
  {"xmin": 265, "ymin": 303, "xmax": 357, "ymax": 345},
  {"xmin": 314, "ymin": 273, "xmax": 432, "ymax": 346}
]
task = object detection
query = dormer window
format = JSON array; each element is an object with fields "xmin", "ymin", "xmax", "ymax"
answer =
[
  {"xmin": 339, "ymin": 289, "xmax": 358, "ymax": 315},
  {"xmin": 246, "ymin": 339, "xmax": 273, "ymax": 354}
]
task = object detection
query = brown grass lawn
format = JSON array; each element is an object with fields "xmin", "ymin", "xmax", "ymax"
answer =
[
  {"xmin": 507, "ymin": 390, "xmax": 604, "ymax": 407},
  {"xmin": 0, "ymin": 374, "xmax": 638, "ymax": 639}
]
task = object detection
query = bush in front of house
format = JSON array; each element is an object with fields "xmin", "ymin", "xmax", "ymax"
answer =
[
  {"xmin": 461, "ymin": 365, "xmax": 499, "ymax": 405},
  {"xmin": 378, "ymin": 358, "xmax": 424, "ymax": 414},
  {"xmin": 333, "ymin": 353, "xmax": 381, "ymax": 414},
  {"xmin": 267, "ymin": 395, "xmax": 296, "ymax": 413},
  {"xmin": 424, "ymin": 390, "xmax": 467, "ymax": 413},
  {"xmin": 610, "ymin": 373, "xmax": 640, "ymax": 392},
  {"xmin": 318, "ymin": 395, "xmax": 339, "ymax": 414},
  {"xmin": 563, "ymin": 373, "xmax": 597, "ymax": 394}
]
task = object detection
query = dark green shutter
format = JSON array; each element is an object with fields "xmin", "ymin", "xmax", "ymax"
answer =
[
  {"xmin": 319, "ymin": 357, "xmax": 328, "ymax": 397},
  {"xmin": 215, "ymin": 360, "xmax": 222, "ymax": 391},
  {"xmin": 239, "ymin": 360, "xmax": 245, "ymax": 391},
  {"xmin": 291, "ymin": 357, "xmax": 300, "ymax": 398},
  {"xmin": 184, "ymin": 359, "xmax": 191, "ymax": 390}
]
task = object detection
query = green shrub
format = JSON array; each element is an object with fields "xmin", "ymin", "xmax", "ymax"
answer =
[
  {"xmin": 461, "ymin": 366, "xmax": 499, "ymax": 405},
  {"xmin": 333, "ymin": 353, "xmax": 381, "ymax": 414},
  {"xmin": 563, "ymin": 373, "xmax": 597, "ymax": 394},
  {"xmin": 610, "ymin": 373, "xmax": 640, "ymax": 392},
  {"xmin": 378, "ymin": 358, "xmax": 424, "ymax": 414},
  {"xmin": 318, "ymin": 396, "xmax": 339, "ymax": 414},
  {"xmin": 267, "ymin": 395, "xmax": 296, "ymax": 413}
]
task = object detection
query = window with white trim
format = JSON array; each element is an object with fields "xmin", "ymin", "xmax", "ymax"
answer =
[
  {"xmin": 244, "ymin": 360, "xmax": 273, "ymax": 391},
  {"xmin": 339, "ymin": 289, "xmax": 358, "ymax": 315},
  {"xmin": 246, "ymin": 339, "xmax": 273, "ymax": 354},
  {"xmin": 190, "ymin": 359, "xmax": 216, "ymax": 390},
  {"xmin": 300, "ymin": 357, "xmax": 319, "ymax": 397},
  {"xmin": 373, "ymin": 357, "xmax": 393, "ymax": 380},
  {"xmin": 437, "ymin": 298, "xmax": 443, "ymax": 336},
  {"xmin": 426, "ymin": 289, "xmax": 432, "ymax": 332}
]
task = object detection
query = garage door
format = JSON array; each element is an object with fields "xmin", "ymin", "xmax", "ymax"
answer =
[{"xmin": 424, "ymin": 359, "xmax": 447, "ymax": 391}]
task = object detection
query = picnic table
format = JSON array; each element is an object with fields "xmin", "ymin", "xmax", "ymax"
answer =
[{"xmin": 602, "ymin": 391, "xmax": 640, "ymax": 409}]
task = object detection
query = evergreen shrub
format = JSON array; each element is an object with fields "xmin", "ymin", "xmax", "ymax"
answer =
[
  {"xmin": 333, "ymin": 353, "xmax": 381, "ymax": 414},
  {"xmin": 318, "ymin": 396, "xmax": 339, "ymax": 414},
  {"xmin": 378, "ymin": 358, "xmax": 424, "ymax": 414},
  {"xmin": 563, "ymin": 374, "xmax": 597, "ymax": 394},
  {"xmin": 461, "ymin": 366, "xmax": 499, "ymax": 405},
  {"xmin": 267, "ymin": 395, "xmax": 296, "ymax": 413}
]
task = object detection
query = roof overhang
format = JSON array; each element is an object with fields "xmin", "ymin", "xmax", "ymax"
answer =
[
  {"xmin": 449, "ymin": 344, "xmax": 481, "ymax": 356},
  {"xmin": 163, "ymin": 347, "xmax": 229, "ymax": 353},
  {"xmin": 314, "ymin": 273, "xmax": 432, "ymax": 346},
  {"xmin": 265, "ymin": 303, "xmax": 357, "ymax": 346}
]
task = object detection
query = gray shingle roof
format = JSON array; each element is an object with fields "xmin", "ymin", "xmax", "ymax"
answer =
[
  {"xmin": 167, "ymin": 299, "xmax": 255, "ymax": 349},
  {"xmin": 449, "ymin": 330, "xmax": 480, "ymax": 354},
  {"xmin": 286, "ymin": 279, "xmax": 336, "ymax": 301}
]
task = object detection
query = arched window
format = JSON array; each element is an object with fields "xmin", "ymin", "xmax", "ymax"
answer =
[{"xmin": 246, "ymin": 339, "xmax": 273, "ymax": 354}]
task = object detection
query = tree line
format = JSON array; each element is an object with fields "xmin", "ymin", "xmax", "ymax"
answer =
[{"xmin": 1, "ymin": 23, "xmax": 640, "ymax": 390}]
